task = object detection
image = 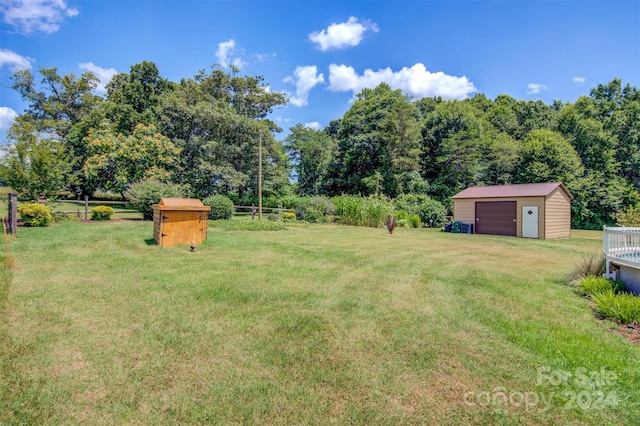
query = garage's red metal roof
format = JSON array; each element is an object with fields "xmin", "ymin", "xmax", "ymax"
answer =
[{"xmin": 452, "ymin": 182, "xmax": 573, "ymax": 199}]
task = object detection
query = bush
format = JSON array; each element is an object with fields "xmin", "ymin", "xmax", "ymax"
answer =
[
  {"xmin": 124, "ymin": 179, "xmax": 182, "ymax": 220},
  {"xmin": 295, "ymin": 196, "xmax": 336, "ymax": 223},
  {"xmin": 18, "ymin": 203, "xmax": 53, "ymax": 227},
  {"xmin": 282, "ymin": 212, "xmax": 296, "ymax": 222},
  {"xmin": 203, "ymin": 195, "xmax": 234, "ymax": 220},
  {"xmin": 395, "ymin": 194, "xmax": 446, "ymax": 227},
  {"xmin": 90, "ymin": 205, "xmax": 114, "ymax": 221},
  {"xmin": 409, "ymin": 214, "xmax": 421, "ymax": 228}
]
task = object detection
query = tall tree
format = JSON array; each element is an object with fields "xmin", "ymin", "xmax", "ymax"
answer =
[
  {"xmin": 282, "ymin": 124, "xmax": 337, "ymax": 196},
  {"xmin": 333, "ymin": 83, "xmax": 421, "ymax": 197}
]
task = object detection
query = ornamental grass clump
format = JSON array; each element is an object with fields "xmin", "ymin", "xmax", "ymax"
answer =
[
  {"xmin": 90, "ymin": 205, "xmax": 114, "ymax": 221},
  {"xmin": 576, "ymin": 275, "xmax": 640, "ymax": 324},
  {"xmin": 18, "ymin": 203, "xmax": 53, "ymax": 227}
]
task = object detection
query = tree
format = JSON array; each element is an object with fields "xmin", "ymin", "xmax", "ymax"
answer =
[
  {"xmin": 0, "ymin": 116, "xmax": 69, "ymax": 200},
  {"xmin": 334, "ymin": 83, "xmax": 422, "ymax": 197},
  {"xmin": 10, "ymin": 67, "xmax": 103, "ymax": 140},
  {"xmin": 282, "ymin": 124, "xmax": 337, "ymax": 196},
  {"xmin": 83, "ymin": 121, "xmax": 180, "ymax": 195},
  {"xmin": 514, "ymin": 129, "xmax": 583, "ymax": 185},
  {"xmin": 105, "ymin": 61, "xmax": 173, "ymax": 135},
  {"xmin": 157, "ymin": 69, "xmax": 289, "ymax": 200}
]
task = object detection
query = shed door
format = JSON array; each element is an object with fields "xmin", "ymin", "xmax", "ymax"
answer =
[
  {"xmin": 475, "ymin": 201, "xmax": 517, "ymax": 236},
  {"xmin": 522, "ymin": 206, "xmax": 539, "ymax": 238}
]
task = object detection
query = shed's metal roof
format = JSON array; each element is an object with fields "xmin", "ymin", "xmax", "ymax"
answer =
[{"xmin": 452, "ymin": 182, "xmax": 573, "ymax": 199}]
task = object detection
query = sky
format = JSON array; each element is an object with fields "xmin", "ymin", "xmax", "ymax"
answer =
[{"xmin": 0, "ymin": 0, "xmax": 639, "ymax": 142}]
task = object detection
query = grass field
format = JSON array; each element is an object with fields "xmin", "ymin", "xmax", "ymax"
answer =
[{"xmin": 1, "ymin": 220, "xmax": 639, "ymax": 425}]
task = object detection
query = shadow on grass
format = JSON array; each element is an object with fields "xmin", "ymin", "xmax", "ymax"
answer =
[{"xmin": 144, "ymin": 239, "xmax": 156, "ymax": 246}]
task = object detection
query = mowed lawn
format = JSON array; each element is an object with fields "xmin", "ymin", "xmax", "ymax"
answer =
[{"xmin": 1, "ymin": 220, "xmax": 639, "ymax": 425}]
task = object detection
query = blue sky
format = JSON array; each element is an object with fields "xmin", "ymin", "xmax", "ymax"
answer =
[{"xmin": 1, "ymin": 0, "xmax": 638, "ymax": 141}]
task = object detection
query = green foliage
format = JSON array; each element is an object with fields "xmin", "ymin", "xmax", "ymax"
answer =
[
  {"xmin": 616, "ymin": 204, "xmax": 640, "ymax": 226},
  {"xmin": 578, "ymin": 276, "xmax": 625, "ymax": 296},
  {"xmin": 0, "ymin": 117, "xmax": 69, "ymax": 201},
  {"xmin": 294, "ymin": 196, "xmax": 336, "ymax": 223},
  {"xmin": 124, "ymin": 179, "xmax": 182, "ymax": 220},
  {"xmin": 574, "ymin": 275, "xmax": 638, "ymax": 325},
  {"xmin": 394, "ymin": 194, "xmax": 446, "ymax": 227},
  {"xmin": 83, "ymin": 121, "xmax": 180, "ymax": 195},
  {"xmin": 281, "ymin": 212, "xmax": 296, "ymax": 222},
  {"xmin": 590, "ymin": 290, "xmax": 640, "ymax": 324},
  {"xmin": 202, "ymin": 195, "xmax": 234, "ymax": 220},
  {"xmin": 17, "ymin": 203, "xmax": 53, "ymax": 227},
  {"xmin": 332, "ymin": 195, "xmax": 393, "ymax": 228},
  {"xmin": 408, "ymin": 214, "xmax": 421, "ymax": 228},
  {"xmin": 90, "ymin": 205, "xmax": 114, "ymax": 221}
]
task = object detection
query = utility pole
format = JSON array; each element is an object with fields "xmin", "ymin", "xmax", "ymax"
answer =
[{"xmin": 258, "ymin": 131, "xmax": 263, "ymax": 221}]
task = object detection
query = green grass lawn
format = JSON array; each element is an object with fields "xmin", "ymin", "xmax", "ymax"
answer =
[{"xmin": 1, "ymin": 220, "xmax": 639, "ymax": 425}]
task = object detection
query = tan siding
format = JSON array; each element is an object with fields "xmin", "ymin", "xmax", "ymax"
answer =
[
  {"xmin": 545, "ymin": 188, "xmax": 571, "ymax": 238},
  {"xmin": 519, "ymin": 197, "xmax": 545, "ymax": 238},
  {"xmin": 453, "ymin": 199, "xmax": 475, "ymax": 224}
]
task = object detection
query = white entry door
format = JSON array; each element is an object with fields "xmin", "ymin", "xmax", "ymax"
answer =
[{"xmin": 522, "ymin": 206, "xmax": 539, "ymax": 238}]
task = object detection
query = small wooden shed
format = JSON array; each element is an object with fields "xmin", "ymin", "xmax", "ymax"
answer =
[
  {"xmin": 152, "ymin": 198, "xmax": 211, "ymax": 247},
  {"xmin": 452, "ymin": 182, "xmax": 572, "ymax": 239}
]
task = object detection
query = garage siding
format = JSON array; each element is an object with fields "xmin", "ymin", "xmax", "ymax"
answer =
[{"xmin": 545, "ymin": 188, "xmax": 571, "ymax": 239}]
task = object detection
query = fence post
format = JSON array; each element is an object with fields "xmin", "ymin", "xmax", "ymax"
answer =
[
  {"xmin": 8, "ymin": 192, "xmax": 17, "ymax": 237},
  {"xmin": 84, "ymin": 195, "xmax": 89, "ymax": 220}
]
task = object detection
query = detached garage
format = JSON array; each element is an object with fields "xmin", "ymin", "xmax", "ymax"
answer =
[{"xmin": 452, "ymin": 182, "xmax": 572, "ymax": 239}]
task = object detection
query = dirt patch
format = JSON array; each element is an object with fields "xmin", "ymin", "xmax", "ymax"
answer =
[{"xmin": 612, "ymin": 322, "xmax": 640, "ymax": 345}]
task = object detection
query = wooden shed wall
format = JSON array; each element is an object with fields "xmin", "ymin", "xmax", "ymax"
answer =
[{"xmin": 544, "ymin": 188, "xmax": 571, "ymax": 239}]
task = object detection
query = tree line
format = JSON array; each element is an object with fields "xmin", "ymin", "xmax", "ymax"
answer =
[{"xmin": 1, "ymin": 60, "xmax": 638, "ymax": 229}]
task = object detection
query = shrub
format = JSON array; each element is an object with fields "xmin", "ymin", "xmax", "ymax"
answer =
[
  {"xmin": 90, "ymin": 205, "xmax": 114, "ymax": 221},
  {"xmin": 282, "ymin": 212, "xmax": 296, "ymax": 222},
  {"xmin": 393, "ymin": 210, "xmax": 408, "ymax": 221},
  {"xmin": 409, "ymin": 214, "xmax": 421, "ymax": 228},
  {"xmin": 397, "ymin": 219, "xmax": 408, "ymax": 228},
  {"xmin": 295, "ymin": 196, "xmax": 336, "ymax": 223},
  {"xmin": 18, "ymin": 203, "xmax": 53, "ymax": 227},
  {"xmin": 124, "ymin": 179, "xmax": 182, "ymax": 220},
  {"xmin": 203, "ymin": 195, "xmax": 234, "ymax": 220},
  {"xmin": 395, "ymin": 194, "xmax": 446, "ymax": 227},
  {"xmin": 590, "ymin": 290, "xmax": 640, "ymax": 324}
]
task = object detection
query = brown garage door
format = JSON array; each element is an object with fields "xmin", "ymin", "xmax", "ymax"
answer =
[{"xmin": 475, "ymin": 201, "xmax": 517, "ymax": 236}]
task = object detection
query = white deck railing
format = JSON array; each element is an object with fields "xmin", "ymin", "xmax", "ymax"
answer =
[{"xmin": 603, "ymin": 226, "xmax": 640, "ymax": 276}]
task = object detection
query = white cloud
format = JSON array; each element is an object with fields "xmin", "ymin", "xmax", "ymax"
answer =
[
  {"xmin": 78, "ymin": 62, "xmax": 117, "ymax": 93},
  {"xmin": 304, "ymin": 122, "xmax": 321, "ymax": 130},
  {"xmin": 309, "ymin": 16, "xmax": 379, "ymax": 51},
  {"xmin": 527, "ymin": 83, "xmax": 548, "ymax": 94},
  {"xmin": 216, "ymin": 39, "xmax": 246, "ymax": 69},
  {"xmin": 0, "ymin": 107, "xmax": 18, "ymax": 130},
  {"xmin": 328, "ymin": 63, "xmax": 476, "ymax": 100},
  {"xmin": 283, "ymin": 65, "xmax": 325, "ymax": 107},
  {"xmin": 573, "ymin": 76, "xmax": 586, "ymax": 83},
  {"xmin": 0, "ymin": 48, "xmax": 33, "ymax": 71},
  {"xmin": 255, "ymin": 53, "xmax": 276, "ymax": 62},
  {"xmin": 0, "ymin": 0, "xmax": 79, "ymax": 34}
]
